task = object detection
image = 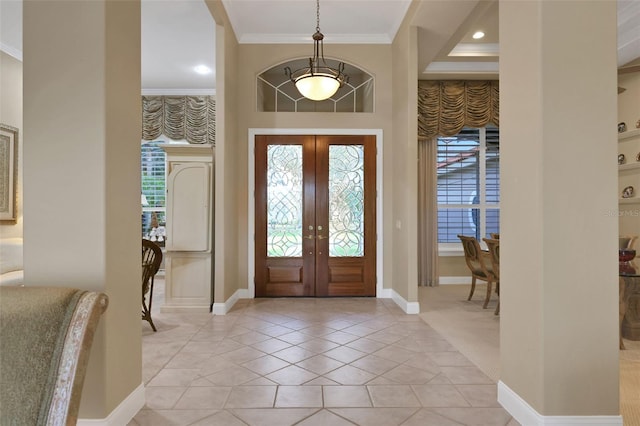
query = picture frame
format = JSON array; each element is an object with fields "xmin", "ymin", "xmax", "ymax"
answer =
[{"xmin": 0, "ymin": 124, "xmax": 18, "ymax": 222}]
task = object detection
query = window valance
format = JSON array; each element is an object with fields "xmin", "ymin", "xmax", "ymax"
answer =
[
  {"xmin": 142, "ymin": 96, "xmax": 216, "ymax": 145},
  {"xmin": 418, "ymin": 80, "xmax": 499, "ymax": 139}
]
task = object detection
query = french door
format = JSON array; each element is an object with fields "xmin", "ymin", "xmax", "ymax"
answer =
[{"xmin": 255, "ymin": 134, "xmax": 376, "ymax": 297}]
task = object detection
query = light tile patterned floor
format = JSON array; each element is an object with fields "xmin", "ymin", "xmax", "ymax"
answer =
[{"xmin": 130, "ymin": 292, "xmax": 517, "ymax": 426}]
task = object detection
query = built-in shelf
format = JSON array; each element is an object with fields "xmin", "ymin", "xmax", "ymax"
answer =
[
  {"xmin": 619, "ymin": 162, "xmax": 640, "ymax": 171},
  {"xmin": 619, "ymin": 197, "xmax": 640, "ymax": 204},
  {"xmin": 618, "ymin": 128, "xmax": 640, "ymax": 142}
]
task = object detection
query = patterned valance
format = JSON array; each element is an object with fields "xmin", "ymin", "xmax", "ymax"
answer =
[
  {"xmin": 418, "ymin": 80, "xmax": 499, "ymax": 139},
  {"xmin": 142, "ymin": 96, "xmax": 216, "ymax": 145}
]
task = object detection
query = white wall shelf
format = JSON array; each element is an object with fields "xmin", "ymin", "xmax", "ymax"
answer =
[
  {"xmin": 619, "ymin": 197, "xmax": 640, "ymax": 204},
  {"xmin": 618, "ymin": 127, "xmax": 640, "ymax": 242},
  {"xmin": 618, "ymin": 128, "xmax": 640, "ymax": 142},
  {"xmin": 619, "ymin": 162, "xmax": 640, "ymax": 171}
]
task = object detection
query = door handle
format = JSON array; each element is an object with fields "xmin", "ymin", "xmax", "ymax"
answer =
[
  {"xmin": 317, "ymin": 235, "xmax": 327, "ymax": 240},
  {"xmin": 304, "ymin": 234, "xmax": 315, "ymax": 240}
]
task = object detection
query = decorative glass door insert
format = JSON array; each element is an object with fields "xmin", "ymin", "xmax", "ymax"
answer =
[
  {"xmin": 328, "ymin": 145, "xmax": 364, "ymax": 257},
  {"xmin": 267, "ymin": 145, "xmax": 303, "ymax": 257}
]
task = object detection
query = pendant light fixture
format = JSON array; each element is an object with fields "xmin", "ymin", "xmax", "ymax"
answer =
[{"xmin": 285, "ymin": 0, "xmax": 348, "ymax": 101}]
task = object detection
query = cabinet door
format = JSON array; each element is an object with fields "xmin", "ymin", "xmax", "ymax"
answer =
[{"xmin": 166, "ymin": 162, "xmax": 210, "ymax": 251}]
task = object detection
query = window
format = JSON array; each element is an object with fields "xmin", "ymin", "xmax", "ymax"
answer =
[
  {"xmin": 141, "ymin": 141, "xmax": 166, "ymax": 242},
  {"xmin": 257, "ymin": 59, "xmax": 374, "ymax": 113},
  {"xmin": 437, "ymin": 127, "xmax": 499, "ymax": 245}
]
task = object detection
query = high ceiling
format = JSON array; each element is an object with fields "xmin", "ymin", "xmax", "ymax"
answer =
[{"xmin": 1, "ymin": 0, "xmax": 639, "ymax": 92}]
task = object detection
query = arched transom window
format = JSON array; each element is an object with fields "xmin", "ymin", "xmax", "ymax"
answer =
[{"xmin": 257, "ymin": 58, "xmax": 374, "ymax": 113}]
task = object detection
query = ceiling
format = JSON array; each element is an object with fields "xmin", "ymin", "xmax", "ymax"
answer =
[{"xmin": 1, "ymin": 0, "xmax": 639, "ymax": 92}]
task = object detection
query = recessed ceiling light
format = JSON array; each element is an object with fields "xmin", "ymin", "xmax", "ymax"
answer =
[
  {"xmin": 472, "ymin": 31, "xmax": 485, "ymax": 40},
  {"xmin": 194, "ymin": 65, "xmax": 212, "ymax": 75}
]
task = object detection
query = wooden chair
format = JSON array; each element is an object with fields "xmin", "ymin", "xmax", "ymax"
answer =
[
  {"xmin": 457, "ymin": 234, "xmax": 497, "ymax": 309},
  {"xmin": 142, "ymin": 239, "xmax": 163, "ymax": 332},
  {"xmin": 0, "ymin": 286, "xmax": 108, "ymax": 425},
  {"xmin": 483, "ymin": 237, "xmax": 500, "ymax": 315},
  {"xmin": 620, "ymin": 236, "xmax": 637, "ymax": 250},
  {"xmin": 490, "ymin": 233, "xmax": 500, "ymax": 240}
]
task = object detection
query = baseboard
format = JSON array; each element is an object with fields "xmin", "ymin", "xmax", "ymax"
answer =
[
  {"xmin": 377, "ymin": 287, "xmax": 393, "ymax": 298},
  {"xmin": 213, "ymin": 286, "xmax": 419, "ymax": 314},
  {"xmin": 77, "ymin": 382, "xmax": 145, "ymax": 426},
  {"xmin": 438, "ymin": 276, "xmax": 472, "ymax": 285},
  {"xmin": 212, "ymin": 289, "xmax": 243, "ymax": 315},
  {"xmin": 160, "ymin": 305, "xmax": 210, "ymax": 314},
  {"xmin": 391, "ymin": 290, "xmax": 420, "ymax": 314},
  {"xmin": 498, "ymin": 381, "xmax": 622, "ymax": 426}
]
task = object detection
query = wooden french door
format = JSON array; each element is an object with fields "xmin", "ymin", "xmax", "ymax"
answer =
[{"xmin": 255, "ymin": 134, "xmax": 376, "ymax": 297}]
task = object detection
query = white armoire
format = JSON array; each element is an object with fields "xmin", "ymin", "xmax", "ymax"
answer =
[{"xmin": 160, "ymin": 144, "xmax": 214, "ymax": 313}]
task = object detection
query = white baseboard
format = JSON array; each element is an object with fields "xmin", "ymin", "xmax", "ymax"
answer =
[
  {"xmin": 77, "ymin": 383, "xmax": 145, "ymax": 426},
  {"xmin": 216, "ymin": 286, "xmax": 419, "ymax": 315},
  {"xmin": 498, "ymin": 381, "xmax": 622, "ymax": 426},
  {"xmin": 212, "ymin": 289, "xmax": 244, "ymax": 315},
  {"xmin": 160, "ymin": 305, "xmax": 210, "ymax": 314},
  {"xmin": 377, "ymin": 287, "xmax": 393, "ymax": 298},
  {"xmin": 390, "ymin": 290, "xmax": 420, "ymax": 314},
  {"xmin": 438, "ymin": 276, "xmax": 472, "ymax": 285}
]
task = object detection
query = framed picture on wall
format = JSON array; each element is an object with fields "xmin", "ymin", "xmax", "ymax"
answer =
[{"xmin": 0, "ymin": 124, "xmax": 18, "ymax": 222}]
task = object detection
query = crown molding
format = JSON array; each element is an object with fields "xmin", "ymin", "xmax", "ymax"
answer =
[
  {"xmin": 449, "ymin": 43, "xmax": 499, "ymax": 57},
  {"xmin": 237, "ymin": 33, "xmax": 393, "ymax": 44},
  {"xmin": 423, "ymin": 61, "xmax": 499, "ymax": 74},
  {"xmin": 141, "ymin": 89, "xmax": 216, "ymax": 96}
]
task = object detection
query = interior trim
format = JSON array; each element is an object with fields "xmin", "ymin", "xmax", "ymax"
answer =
[
  {"xmin": 247, "ymin": 128, "xmax": 384, "ymax": 299},
  {"xmin": 212, "ymin": 289, "xmax": 244, "ymax": 315},
  {"xmin": 498, "ymin": 381, "xmax": 623, "ymax": 426},
  {"xmin": 77, "ymin": 383, "xmax": 145, "ymax": 426},
  {"xmin": 438, "ymin": 276, "xmax": 472, "ymax": 285},
  {"xmin": 391, "ymin": 290, "xmax": 420, "ymax": 314}
]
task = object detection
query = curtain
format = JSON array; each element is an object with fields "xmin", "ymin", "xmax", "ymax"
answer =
[
  {"xmin": 417, "ymin": 80, "xmax": 499, "ymax": 286},
  {"xmin": 142, "ymin": 96, "xmax": 216, "ymax": 145},
  {"xmin": 418, "ymin": 137, "xmax": 439, "ymax": 286},
  {"xmin": 418, "ymin": 80, "xmax": 499, "ymax": 139}
]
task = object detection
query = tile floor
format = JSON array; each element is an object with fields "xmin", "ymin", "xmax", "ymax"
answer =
[{"xmin": 130, "ymin": 286, "xmax": 518, "ymax": 426}]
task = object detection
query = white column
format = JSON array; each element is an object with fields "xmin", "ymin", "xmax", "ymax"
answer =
[
  {"xmin": 23, "ymin": 0, "xmax": 143, "ymax": 419},
  {"xmin": 498, "ymin": 0, "xmax": 620, "ymax": 422}
]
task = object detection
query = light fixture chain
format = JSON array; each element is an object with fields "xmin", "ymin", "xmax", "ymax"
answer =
[{"xmin": 316, "ymin": 0, "xmax": 320, "ymax": 32}]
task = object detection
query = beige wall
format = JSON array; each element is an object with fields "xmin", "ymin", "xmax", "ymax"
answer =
[
  {"xmin": 230, "ymin": 42, "xmax": 401, "ymax": 297},
  {"xmin": 438, "ymin": 256, "xmax": 469, "ymax": 278},
  {"xmin": 500, "ymin": 0, "xmax": 619, "ymax": 416},
  {"xmin": 205, "ymin": 1, "xmax": 242, "ymax": 304},
  {"xmin": 23, "ymin": 1, "xmax": 142, "ymax": 418},
  {"xmin": 0, "ymin": 52, "xmax": 23, "ymax": 238},
  {"xmin": 390, "ymin": 14, "xmax": 419, "ymax": 302},
  {"xmin": 204, "ymin": 0, "xmax": 423, "ymax": 307}
]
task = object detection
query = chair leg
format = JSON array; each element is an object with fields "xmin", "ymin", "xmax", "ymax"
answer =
[
  {"xmin": 494, "ymin": 300, "xmax": 500, "ymax": 315},
  {"xmin": 142, "ymin": 279, "xmax": 157, "ymax": 332},
  {"xmin": 468, "ymin": 277, "xmax": 476, "ymax": 301},
  {"xmin": 483, "ymin": 280, "xmax": 492, "ymax": 309}
]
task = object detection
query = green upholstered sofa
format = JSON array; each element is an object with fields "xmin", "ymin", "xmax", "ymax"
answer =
[{"xmin": 0, "ymin": 286, "xmax": 108, "ymax": 425}]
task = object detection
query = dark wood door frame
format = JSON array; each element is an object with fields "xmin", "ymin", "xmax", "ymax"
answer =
[{"xmin": 254, "ymin": 134, "xmax": 377, "ymax": 297}]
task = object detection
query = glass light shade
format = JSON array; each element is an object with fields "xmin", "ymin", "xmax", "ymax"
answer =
[{"xmin": 295, "ymin": 74, "xmax": 340, "ymax": 101}]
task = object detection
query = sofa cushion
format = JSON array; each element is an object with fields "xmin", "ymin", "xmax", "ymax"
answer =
[{"xmin": 0, "ymin": 238, "xmax": 23, "ymax": 275}]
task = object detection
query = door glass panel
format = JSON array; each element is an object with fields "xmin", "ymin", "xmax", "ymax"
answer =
[
  {"xmin": 329, "ymin": 145, "xmax": 364, "ymax": 257},
  {"xmin": 267, "ymin": 145, "xmax": 303, "ymax": 257}
]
